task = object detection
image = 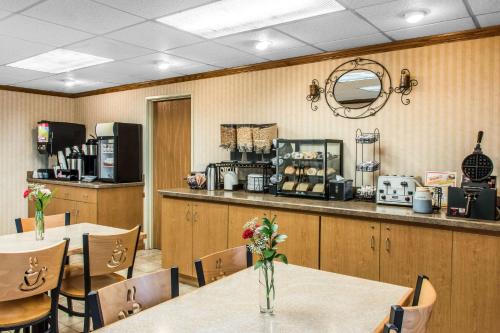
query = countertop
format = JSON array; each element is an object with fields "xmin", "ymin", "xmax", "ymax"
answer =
[
  {"xmin": 159, "ymin": 188, "xmax": 500, "ymax": 233},
  {"xmin": 27, "ymin": 177, "xmax": 144, "ymax": 189}
]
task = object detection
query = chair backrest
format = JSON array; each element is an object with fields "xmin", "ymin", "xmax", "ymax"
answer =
[
  {"xmin": 15, "ymin": 212, "xmax": 70, "ymax": 233},
  {"xmin": 83, "ymin": 225, "xmax": 141, "ymax": 278},
  {"xmin": 384, "ymin": 275, "xmax": 437, "ymax": 333},
  {"xmin": 0, "ymin": 239, "xmax": 69, "ymax": 302},
  {"xmin": 89, "ymin": 267, "xmax": 179, "ymax": 329},
  {"xmin": 195, "ymin": 245, "xmax": 252, "ymax": 287}
]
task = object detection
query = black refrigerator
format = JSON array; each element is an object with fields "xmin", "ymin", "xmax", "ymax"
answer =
[{"xmin": 95, "ymin": 122, "xmax": 142, "ymax": 183}]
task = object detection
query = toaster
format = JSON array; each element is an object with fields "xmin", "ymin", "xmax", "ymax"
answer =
[{"xmin": 377, "ymin": 175, "xmax": 419, "ymax": 206}]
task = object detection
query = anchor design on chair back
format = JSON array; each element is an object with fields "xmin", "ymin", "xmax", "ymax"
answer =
[
  {"xmin": 117, "ymin": 286, "xmax": 142, "ymax": 320},
  {"xmin": 19, "ymin": 256, "xmax": 48, "ymax": 292},
  {"xmin": 107, "ymin": 239, "xmax": 128, "ymax": 268}
]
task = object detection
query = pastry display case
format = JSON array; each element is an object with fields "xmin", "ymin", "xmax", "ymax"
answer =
[{"xmin": 276, "ymin": 139, "xmax": 343, "ymax": 199}]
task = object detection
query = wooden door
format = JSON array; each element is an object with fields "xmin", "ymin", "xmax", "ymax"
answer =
[
  {"xmin": 228, "ymin": 205, "xmax": 270, "ymax": 248},
  {"xmin": 192, "ymin": 201, "xmax": 228, "ymax": 273},
  {"xmin": 41, "ymin": 198, "xmax": 76, "ymax": 219},
  {"xmin": 270, "ymin": 210, "xmax": 320, "ymax": 269},
  {"xmin": 162, "ymin": 198, "xmax": 193, "ymax": 276},
  {"xmin": 321, "ymin": 216, "xmax": 380, "ymax": 280},
  {"xmin": 451, "ymin": 231, "xmax": 500, "ymax": 333},
  {"xmin": 153, "ymin": 98, "xmax": 191, "ymax": 249},
  {"xmin": 75, "ymin": 202, "xmax": 97, "ymax": 224},
  {"xmin": 380, "ymin": 223, "xmax": 452, "ymax": 333}
]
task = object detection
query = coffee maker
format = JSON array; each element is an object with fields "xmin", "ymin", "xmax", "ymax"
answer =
[
  {"xmin": 448, "ymin": 131, "xmax": 499, "ymax": 220},
  {"xmin": 83, "ymin": 136, "xmax": 98, "ymax": 177}
]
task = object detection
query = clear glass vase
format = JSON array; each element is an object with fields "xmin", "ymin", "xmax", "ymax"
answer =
[
  {"xmin": 35, "ymin": 210, "xmax": 45, "ymax": 241},
  {"xmin": 259, "ymin": 261, "xmax": 275, "ymax": 314}
]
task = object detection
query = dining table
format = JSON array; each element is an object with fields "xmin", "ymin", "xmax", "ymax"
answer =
[
  {"xmin": 0, "ymin": 223, "xmax": 146, "ymax": 254},
  {"xmin": 95, "ymin": 262, "xmax": 412, "ymax": 333}
]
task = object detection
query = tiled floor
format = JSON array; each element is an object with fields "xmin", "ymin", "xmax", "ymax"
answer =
[{"xmin": 21, "ymin": 249, "xmax": 195, "ymax": 333}]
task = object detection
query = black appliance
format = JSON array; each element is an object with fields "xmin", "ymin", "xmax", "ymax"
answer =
[
  {"xmin": 83, "ymin": 136, "xmax": 98, "ymax": 177},
  {"xmin": 447, "ymin": 131, "xmax": 499, "ymax": 221},
  {"xmin": 96, "ymin": 122, "xmax": 142, "ymax": 183},
  {"xmin": 37, "ymin": 121, "xmax": 85, "ymax": 155},
  {"xmin": 329, "ymin": 179, "xmax": 353, "ymax": 201}
]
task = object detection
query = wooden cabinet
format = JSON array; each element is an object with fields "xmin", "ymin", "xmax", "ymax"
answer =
[
  {"xmin": 270, "ymin": 210, "xmax": 320, "ymax": 269},
  {"xmin": 162, "ymin": 198, "xmax": 228, "ymax": 278},
  {"xmin": 380, "ymin": 223, "xmax": 452, "ymax": 333},
  {"xmin": 42, "ymin": 198, "xmax": 76, "ymax": 217},
  {"xmin": 228, "ymin": 205, "xmax": 270, "ymax": 248},
  {"xmin": 451, "ymin": 231, "xmax": 500, "ymax": 333},
  {"xmin": 75, "ymin": 201, "xmax": 97, "ymax": 224},
  {"xmin": 321, "ymin": 216, "xmax": 380, "ymax": 280}
]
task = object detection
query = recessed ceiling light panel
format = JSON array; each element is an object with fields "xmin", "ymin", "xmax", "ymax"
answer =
[
  {"xmin": 7, "ymin": 49, "xmax": 113, "ymax": 74},
  {"xmin": 157, "ymin": 0, "xmax": 345, "ymax": 39},
  {"xmin": 404, "ymin": 10, "xmax": 427, "ymax": 24},
  {"xmin": 255, "ymin": 40, "xmax": 272, "ymax": 51}
]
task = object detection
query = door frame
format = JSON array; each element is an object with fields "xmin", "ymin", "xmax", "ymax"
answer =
[{"xmin": 144, "ymin": 94, "xmax": 193, "ymax": 249}]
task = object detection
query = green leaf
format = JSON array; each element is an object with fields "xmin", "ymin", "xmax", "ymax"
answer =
[
  {"xmin": 275, "ymin": 254, "xmax": 288, "ymax": 264},
  {"xmin": 263, "ymin": 249, "xmax": 275, "ymax": 259},
  {"xmin": 272, "ymin": 223, "xmax": 278, "ymax": 233},
  {"xmin": 254, "ymin": 260, "xmax": 264, "ymax": 270},
  {"xmin": 275, "ymin": 234, "xmax": 288, "ymax": 243}
]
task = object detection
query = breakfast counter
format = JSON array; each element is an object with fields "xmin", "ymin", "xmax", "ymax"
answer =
[
  {"xmin": 159, "ymin": 188, "xmax": 500, "ymax": 233},
  {"xmin": 27, "ymin": 177, "xmax": 144, "ymax": 189}
]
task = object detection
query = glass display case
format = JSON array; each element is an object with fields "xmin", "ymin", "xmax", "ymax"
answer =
[{"xmin": 276, "ymin": 139, "xmax": 343, "ymax": 199}]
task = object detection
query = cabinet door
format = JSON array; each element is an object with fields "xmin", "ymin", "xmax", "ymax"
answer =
[
  {"xmin": 451, "ymin": 231, "xmax": 500, "ymax": 333},
  {"xmin": 44, "ymin": 198, "xmax": 76, "ymax": 218},
  {"xmin": 75, "ymin": 202, "xmax": 97, "ymax": 224},
  {"xmin": 380, "ymin": 223, "xmax": 452, "ymax": 333},
  {"xmin": 162, "ymin": 198, "xmax": 193, "ymax": 276},
  {"xmin": 228, "ymin": 205, "xmax": 270, "ymax": 248},
  {"xmin": 321, "ymin": 216, "xmax": 380, "ymax": 280},
  {"xmin": 192, "ymin": 202, "xmax": 228, "ymax": 268},
  {"xmin": 270, "ymin": 210, "xmax": 320, "ymax": 269}
]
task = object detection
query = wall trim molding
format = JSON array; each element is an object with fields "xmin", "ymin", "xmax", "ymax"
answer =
[{"xmin": 1, "ymin": 25, "xmax": 499, "ymax": 99}]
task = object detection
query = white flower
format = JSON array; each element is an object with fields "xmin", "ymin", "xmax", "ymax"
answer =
[{"xmin": 40, "ymin": 188, "xmax": 51, "ymax": 195}]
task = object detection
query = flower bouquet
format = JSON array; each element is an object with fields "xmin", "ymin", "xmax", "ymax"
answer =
[
  {"xmin": 243, "ymin": 216, "xmax": 287, "ymax": 314},
  {"xmin": 23, "ymin": 184, "xmax": 54, "ymax": 240}
]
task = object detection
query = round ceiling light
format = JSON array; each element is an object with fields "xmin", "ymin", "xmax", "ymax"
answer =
[
  {"xmin": 157, "ymin": 62, "xmax": 170, "ymax": 70},
  {"xmin": 404, "ymin": 10, "xmax": 427, "ymax": 23},
  {"xmin": 255, "ymin": 40, "xmax": 272, "ymax": 51},
  {"xmin": 63, "ymin": 79, "xmax": 77, "ymax": 87}
]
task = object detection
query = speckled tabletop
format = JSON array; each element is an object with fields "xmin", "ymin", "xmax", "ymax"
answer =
[
  {"xmin": 95, "ymin": 263, "xmax": 411, "ymax": 333},
  {"xmin": 159, "ymin": 188, "xmax": 500, "ymax": 233}
]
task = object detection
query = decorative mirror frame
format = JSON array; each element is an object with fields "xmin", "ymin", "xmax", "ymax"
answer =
[{"xmin": 324, "ymin": 58, "xmax": 392, "ymax": 119}]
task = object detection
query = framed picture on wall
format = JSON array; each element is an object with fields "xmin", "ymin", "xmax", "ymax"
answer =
[{"xmin": 425, "ymin": 171, "xmax": 457, "ymax": 207}]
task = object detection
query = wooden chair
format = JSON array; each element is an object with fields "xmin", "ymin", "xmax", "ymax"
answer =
[
  {"xmin": 58, "ymin": 225, "xmax": 141, "ymax": 333},
  {"xmin": 195, "ymin": 245, "xmax": 252, "ymax": 287},
  {"xmin": 0, "ymin": 239, "xmax": 69, "ymax": 333},
  {"xmin": 383, "ymin": 275, "xmax": 437, "ymax": 333},
  {"xmin": 15, "ymin": 212, "xmax": 70, "ymax": 233},
  {"xmin": 88, "ymin": 267, "xmax": 179, "ymax": 329}
]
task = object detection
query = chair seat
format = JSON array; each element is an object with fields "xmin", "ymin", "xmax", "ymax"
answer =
[
  {"xmin": 0, "ymin": 294, "xmax": 51, "ymax": 328},
  {"xmin": 61, "ymin": 271, "xmax": 125, "ymax": 299}
]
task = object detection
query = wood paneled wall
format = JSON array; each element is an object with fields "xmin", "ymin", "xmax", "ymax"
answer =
[
  {"xmin": 0, "ymin": 91, "xmax": 75, "ymax": 235},
  {"xmin": 75, "ymin": 37, "xmax": 500, "ymax": 181}
]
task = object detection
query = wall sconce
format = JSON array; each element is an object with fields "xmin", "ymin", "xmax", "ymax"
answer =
[
  {"xmin": 394, "ymin": 69, "xmax": 418, "ymax": 105},
  {"xmin": 306, "ymin": 79, "xmax": 323, "ymax": 111}
]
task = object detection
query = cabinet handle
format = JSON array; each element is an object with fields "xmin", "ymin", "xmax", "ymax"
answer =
[
  {"xmin": 185, "ymin": 204, "xmax": 191, "ymax": 222},
  {"xmin": 193, "ymin": 211, "xmax": 198, "ymax": 222},
  {"xmin": 370, "ymin": 235, "xmax": 375, "ymax": 250},
  {"xmin": 385, "ymin": 238, "xmax": 391, "ymax": 252}
]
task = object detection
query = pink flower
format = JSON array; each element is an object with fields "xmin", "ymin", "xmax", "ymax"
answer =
[
  {"xmin": 23, "ymin": 189, "xmax": 31, "ymax": 198},
  {"xmin": 242, "ymin": 228, "xmax": 254, "ymax": 239}
]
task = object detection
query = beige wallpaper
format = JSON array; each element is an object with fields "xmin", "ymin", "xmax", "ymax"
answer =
[
  {"xmin": 75, "ymin": 36, "xmax": 500, "ymax": 183},
  {"xmin": 0, "ymin": 91, "xmax": 75, "ymax": 235}
]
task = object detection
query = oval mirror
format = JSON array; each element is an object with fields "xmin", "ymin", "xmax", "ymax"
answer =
[{"xmin": 333, "ymin": 69, "xmax": 381, "ymax": 109}]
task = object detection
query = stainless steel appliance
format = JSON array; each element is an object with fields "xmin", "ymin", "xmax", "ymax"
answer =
[
  {"xmin": 96, "ymin": 122, "xmax": 142, "ymax": 183},
  {"xmin": 329, "ymin": 179, "xmax": 353, "ymax": 201},
  {"xmin": 376, "ymin": 175, "xmax": 419, "ymax": 206},
  {"xmin": 37, "ymin": 121, "xmax": 85, "ymax": 155},
  {"xmin": 206, "ymin": 164, "xmax": 217, "ymax": 191}
]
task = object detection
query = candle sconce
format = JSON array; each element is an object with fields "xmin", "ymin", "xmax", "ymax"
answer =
[
  {"xmin": 394, "ymin": 69, "xmax": 418, "ymax": 105},
  {"xmin": 306, "ymin": 79, "xmax": 323, "ymax": 111}
]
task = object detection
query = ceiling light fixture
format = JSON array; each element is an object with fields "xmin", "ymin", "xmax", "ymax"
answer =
[
  {"xmin": 404, "ymin": 10, "xmax": 427, "ymax": 24},
  {"xmin": 7, "ymin": 49, "xmax": 113, "ymax": 74},
  {"xmin": 63, "ymin": 79, "xmax": 77, "ymax": 88},
  {"xmin": 255, "ymin": 40, "xmax": 272, "ymax": 51},
  {"xmin": 157, "ymin": 61, "xmax": 170, "ymax": 70},
  {"xmin": 157, "ymin": 0, "xmax": 345, "ymax": 39}
]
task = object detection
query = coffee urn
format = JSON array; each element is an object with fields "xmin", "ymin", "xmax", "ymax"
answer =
[{"xmin": 83, "ymin": 136, "xmax": 98, "ymax": 176}]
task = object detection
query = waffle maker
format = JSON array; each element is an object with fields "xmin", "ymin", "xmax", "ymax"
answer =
[{"xmin": 448, "ymin": 131, "xmax": 499, "ymax": 220}]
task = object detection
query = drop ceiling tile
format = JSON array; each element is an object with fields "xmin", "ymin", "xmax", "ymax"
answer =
[
  {"xmin": 315, "ymin": 33, "xmax": 390, "ymax": 51},
  {"xmin": 93, "ymin": 0, "xmax": 217, "ymax": 19},
  {"xmin": 0, "ymin": 65, "xmax": 50, "ymax": 84},
  {"xmin": 22, "ymin": 0, "xmax": 144, "ymax": 34},
  {"xmin": 0, "ymin": 9, "xmax": 11, "ymax": 19},
  {"xmin": 0, "ymin": 35, "xmax": 53, "ymax": 65},
  {"xmin": 174, "ymin": 64, "xmax": 220, "ymax": 75},
  {"xmin": 78, "ymin": 60, "xmax": 181, "ymax": 82},
  {"xmin": 275, "ymin": 11, "xmax": 379, "ymax": 45},
  {"xmin": 124, "ymin": 52, "xmax": 206, "ymax": 72},
  {"xmin": 0, "ymin": 15, "xmax": 92, "ymax": 47},
  {"xmin": 357, "ymin": 0, "xmax": 469, "ymax": 31},
  {"xmin": 0, "ymin": 0, "xmax": 40, "ymax": 12},
  {"xmin": 214, "ymin": 28, "xmax": 306, "ymax": 57},
  {"xmin": 477, "ymin": 11, "xmax": 500, "ymax": 27},
  {"xmin": 468, "ymin": 0, "xmax": 500, "ymax": 15},
  {"xmin": 262, "ymin": 45, "xmax": 322, "ymax": 61},
  {"xmin": 65, "ymin": 37, "xmax": 153, "ymax": 61},
  {"xmin": 165, "ymin": 41, "xmax": 267, "ymax": 67},
  {"xmin": 340, "ymin": 0, "xmax": 396, "ymax": 9},
  {"xmin": 387, "ymin": 17, "xmax": 474, "ymax": 40},
  {"xmin": 14, "ymin": 74, "xmax": 117, "ymax": 93},
  {"xmin": 69, "ymin": 66, "xmax": 143, "ymax": 84},
  {"xmin": 106, "ymin": 21, "xmax": 202, "ymax": 52}
]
